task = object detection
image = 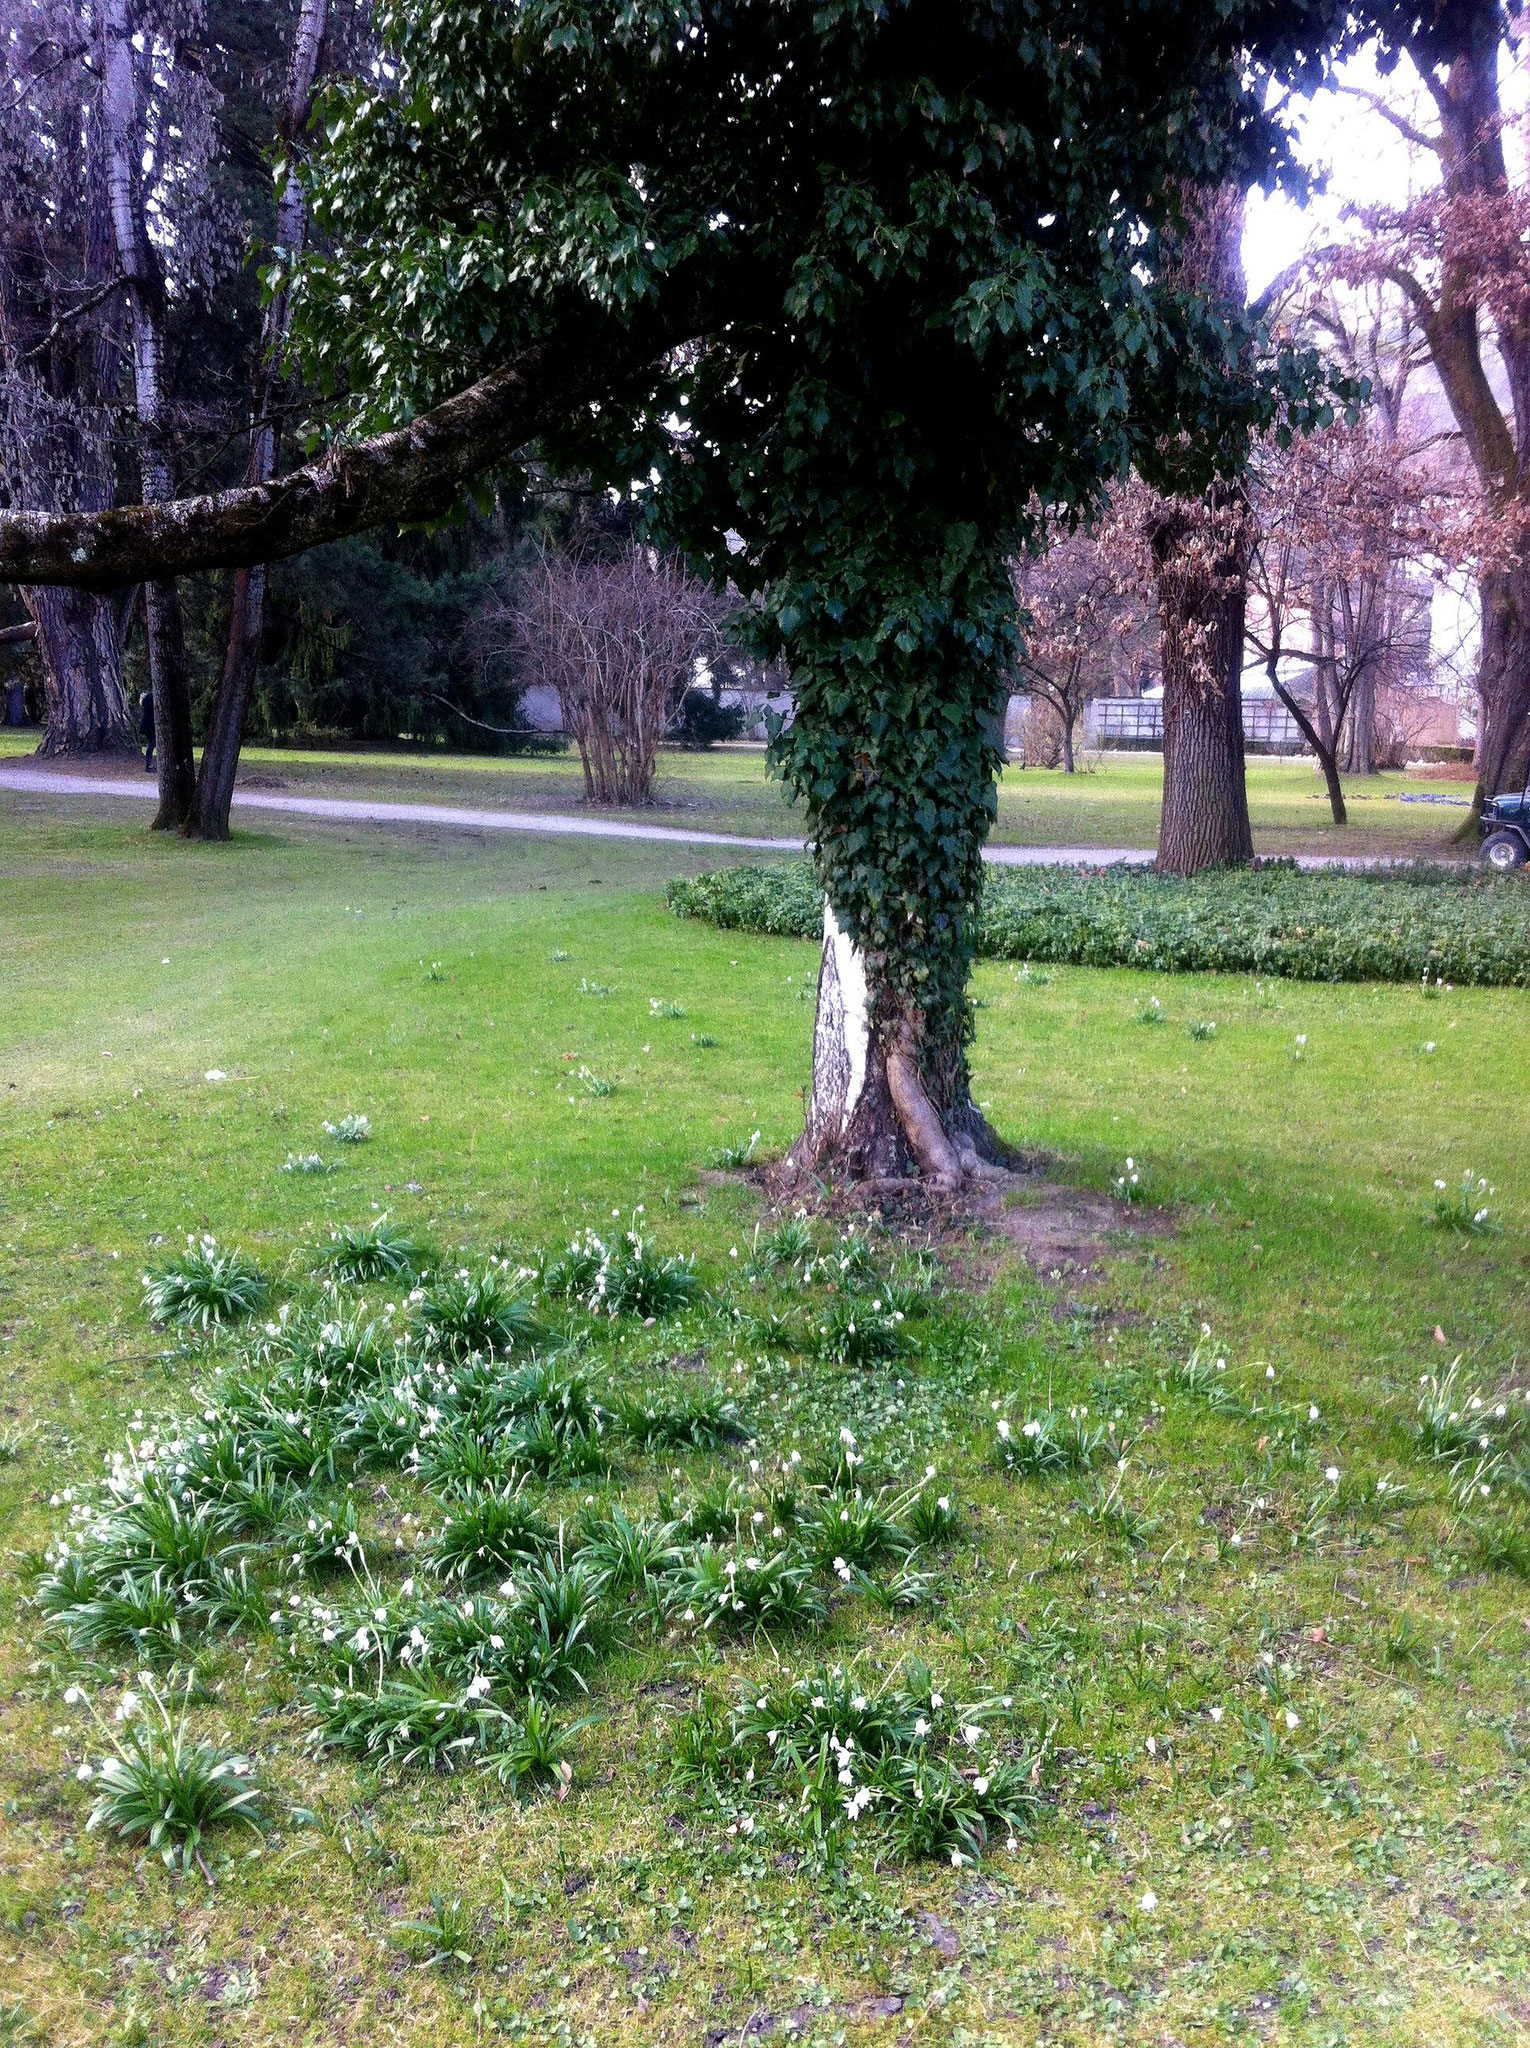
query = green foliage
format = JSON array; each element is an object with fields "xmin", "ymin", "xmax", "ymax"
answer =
[
  {"xmin": 670, "ymin": 861, "xmax": 1530, "ymax": 990},
  {"xmin": 287, "ymin": 0, "xmax": 1336, "ymax": 1098},
  {"xmin": 141, "ymin": 1236, "xmax": 267, "ymax": 1332},
  {"xmin": 75, "ymin": 1676, "xmax": 266, "ymax": 1871},
  {"xmin": 415, "ymin": 1264, "xmax": 544, "ymax": 1359},
  {"xmin": 315, "ymin": 1216, "xmax": 429, "ymax": 1285},
  {"xmin": 1428, "ymin": 1172, "xmax": 1500, "ymax": 1236}
]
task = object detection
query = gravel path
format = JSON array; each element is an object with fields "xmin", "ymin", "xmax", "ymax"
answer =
[{"xmin": 0, "ymin": 764, "xmax": 1447, "ymax": 870}]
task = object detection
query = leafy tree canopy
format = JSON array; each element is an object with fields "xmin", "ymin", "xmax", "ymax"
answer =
[{"xmin": 286, "ymin": 0, "xmax": 1350, "ymax": 1166}]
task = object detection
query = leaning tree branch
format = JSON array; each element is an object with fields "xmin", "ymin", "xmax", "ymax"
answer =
[{"xmin": 0, "ymin": 351, "xmax": 571, "ymax": 592}]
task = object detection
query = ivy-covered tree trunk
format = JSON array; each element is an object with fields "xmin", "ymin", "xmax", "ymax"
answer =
[{"xmin": 778, "ymin": 569, "xmax": 1011, "ymax": 1188}]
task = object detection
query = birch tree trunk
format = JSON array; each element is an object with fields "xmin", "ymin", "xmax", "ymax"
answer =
[
  {"xmin": 99, "ymin": 0, "xmax": 195, "ymax": 831},
  {"xmin": 188, "ymin": 0, "xmax": 329, "ymax": 841}
]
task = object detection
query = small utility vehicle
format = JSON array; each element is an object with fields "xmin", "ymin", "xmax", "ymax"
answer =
[{"xmin": 1480, "ymin": 787, "xmax": 1530, "ymax": 870}]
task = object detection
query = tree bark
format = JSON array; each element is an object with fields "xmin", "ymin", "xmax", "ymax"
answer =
[
  {"xmin": 187, "ymin": 0, "xmax": 330, "ymax": 842},
  {"xmin": 26, "ymin": 586, "xmax": 135, "ymax": 754},
  {"xmin": 0, "ymin": 352, "xmax": 596, "ymax": 591},
  {"xmin": 1150, "ymin": 186, "xmax": 1253, "ymax": 875},
  {"xmin": 99, "ymin": 0, "xmax": 195, "ymax": 829},
  {"xmin": 1151, "ymin": 487, "xmax": 1254, "ymax": 872},
  {"xmin": 789, "ymin": 903, "xmax": 1002, "ymax": 1189},
  {"xmin": 1474, "ymin": 565, "xmax": 1530, "ymax": 800}
]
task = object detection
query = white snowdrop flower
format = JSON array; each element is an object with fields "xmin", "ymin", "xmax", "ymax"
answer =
[
  {"xmin": 1125, "ymin": 1157, "xmax": 1134, "ymax": 1171},
  {"xmin": 1308, "ymin": 1405, "xmax": 1320, "ymax": 1422},
  {"xmin": 1022, "ymin": 1419, "xmax": 1041, "ymax": 1438},
  {"xmin": 116, "ymin": 1690, "xmax": 140, "ymax": 1720},
  {"xmin": 996, "ymin": 1419, "xmax": 1011, "ymax": 1441},
  {"xmin": 63, "ymin": 1687, "xmax": 82, "ymax": 1706},
  {"xmin": 1146, "ymin": 1736, "xmax": 1157, "ymax": 1756},
  {"xmin": 974, "ymin": 1776, "xmax": 990, "ymax": 1796},
  {"xmin": 930, "ymin": 1693, "xmax": 943, "ymax": 1709},
  {"xmin": 937, "ymin": 1496, "xmax": 950, "ymax": 1513},
  {"xmin": 950, "ymin": 1849, "xmax": 965, "ymax": 1869},
  {"xmin": 1284, "ymin": 1710, "xmax": 1301, "ymax": 1731},
  {"xmin": 1138, "ymin": 1890, "xmax": 1158, "ymax": 1913},
  {"xmin": 1229, "ymin": 1533, "xmax": 1242, "ymax": 1548},
  {"xmin": 1209, "ymin": 1706, "xmax": 1224, "ymax": 1723},
  {"xmin": 75, "ymin": 1760, "xmax": 95, "ymax": 1782},
  {"xmin": 1425, "ymin": 1042, "xmax": 1436, "ymax": 1053},
  {"xmin": 1295, "ymin": 1034, "xmax": 1306, "ymax": 1046},
  {"xmin": 204, "ymin": 1069, "xmax": 227, "ymax": 1082},
  {"xmin": 739, "ymin": 1813, "xmax": 755, "ymax": 1835},
  {"xmin": 962, "ymin": 1724, "xmax": 984, "ymax": 1748},
  {"xmin": 1325, "ymin": 1466, "xmax": 1340, "ymax": 1484},
  {"xmin": 914, "ymin": 1717, "xmax": 931, "ymax": 1737},
  {"xmin": 466, "ymin": 1675, "xmax": 492, "ymax": 1700}
]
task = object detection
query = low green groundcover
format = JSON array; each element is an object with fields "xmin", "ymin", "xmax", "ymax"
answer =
[{"xmin": 667, "ymin": 859, "xmax": 1530, "ymax": 987}]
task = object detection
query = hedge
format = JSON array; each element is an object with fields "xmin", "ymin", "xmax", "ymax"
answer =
[{"xmin": 666, "ymin": 860, "xmax": 1530, "ymax": 987}]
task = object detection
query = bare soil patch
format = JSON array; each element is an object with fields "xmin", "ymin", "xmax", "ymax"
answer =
[{"xmin": 716, "ymin": 1156, "xmax": 1173, "ymax": 1292}]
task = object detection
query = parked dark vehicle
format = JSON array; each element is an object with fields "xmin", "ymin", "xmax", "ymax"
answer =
[{"xmin": 1480, "ymin": 788, "xmax": 1530, "ymax": 870}]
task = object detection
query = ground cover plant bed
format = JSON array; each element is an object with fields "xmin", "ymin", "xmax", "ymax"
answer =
[
  {"xmin": 669, "ymin": 858, "xmax": 1530, "ymax": 988},
  {"xmin": 4, "ymin": 809, "xmax": 1530, "ymax": 2046}
]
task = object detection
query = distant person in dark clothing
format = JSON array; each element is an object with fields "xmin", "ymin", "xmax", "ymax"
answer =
[{"xmin": 138, "ymin": 691, "xmax": 155, "ymax": 771}]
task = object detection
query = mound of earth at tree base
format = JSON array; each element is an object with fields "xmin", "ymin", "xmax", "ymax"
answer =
[{"xmin": 717, "ymin": 1158, "xmax": 1172, "ymax": 1290}]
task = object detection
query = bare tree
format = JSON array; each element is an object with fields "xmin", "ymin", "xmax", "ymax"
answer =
[
  {"xmin": 1010, "ymin": 510, "xmax": 1150, "ymax": 772},
  {"xmin": 188, "ymin": 0, "xmax": 330, "ymax": 843},
  {"xmin": 1247, "ymin": 416, "xmax": 1431, "ymax": 823},
  {"xmin": 489, "ymin": 544, "xmax": 721, "ymax": 806},
  {"xmin": 0, "ymin": 0, "xmax": 135, "ymax": 755}
]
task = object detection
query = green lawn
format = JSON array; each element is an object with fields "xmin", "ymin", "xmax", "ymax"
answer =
[
  {"xmin": 2, "ymin": 801, "xmax": 1527, "ymax": 2047},
  {"xmin": 0, "ymin": 726, "xmax": 1483, "ymax": 859}
]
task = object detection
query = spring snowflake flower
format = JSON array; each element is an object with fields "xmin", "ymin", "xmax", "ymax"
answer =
[
  {"xmin": 75, "ymin": 1762, "xmax": 94, "ymax": 1782},
  {"xmin": 1325, "ymin": 1466, "xmax": 1340, "ymax": 1484},
  {"xmin": 1139, "ymin": 1890, "xmax": 1158, "ymax": 1913},
  {"xmin": 204, "ymin": 1069, "xmax": 227, "ymax": 1082},
  {"xmin": 1284, "ymin": 1710, "xmax": 1301, "ymax": 1731}
]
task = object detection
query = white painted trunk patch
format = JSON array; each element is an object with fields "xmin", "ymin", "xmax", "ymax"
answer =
[{"xmin": 821, "ymin": 900, "xmax": 871, "ymax": 1133}]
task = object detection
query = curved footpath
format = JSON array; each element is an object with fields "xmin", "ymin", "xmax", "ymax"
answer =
[{"xmin": 0, "ymin": 765, "xmax": 1443, "ymax": 871}]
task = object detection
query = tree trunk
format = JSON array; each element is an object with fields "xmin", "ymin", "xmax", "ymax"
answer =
[
  {"xmin": 1348, "ymin": 661, "xmax": 1375, "ymax": 776},
  {"xmin": 1151, "ymin": 488, "xmax": 1254, "ymax": 874},
  {"xmin": 789, "ymin": 903, "xmax": 1002, "ymax": 1189},
  {"xmin": 1061, "ymin": 712, "xmax": 1076, "ymax": 773},
  {"xmin": 189, "ymin": 564, "xmax": 265, "ymax": 840},
  {"xmin": 1318, "ymin": 747, "xmax": 1348, "ymax": 826},
  {"xmin": 26, "ymin": 586, "xmax": 135, "ymax": 755},
  {"xmin": 99, "ymin": 0, "xmax": 195, "ymax": 830},
  {"xmin": 186, "ymin": 0, "xmax": 329, "ymax": 842},
  {"xmin": 1470, "ymin": 564, "xmax": 1530, "ymax": 815}
]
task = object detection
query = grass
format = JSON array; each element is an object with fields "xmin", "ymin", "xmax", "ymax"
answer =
[
  {"xmin": 0, "ymin": 725, "xmax": 1488, "ymax": 858},
  {"xmin": 3, "ymin": 802, "xmax": 1530, "ymax": 2045}
]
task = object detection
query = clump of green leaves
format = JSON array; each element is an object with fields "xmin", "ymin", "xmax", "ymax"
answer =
[
  {"xmin": 316, "ymin": 1216, "xmax": 428, "ymax": 1284},
  {"xmin": 71, "ymin": 1674, "xmax": 266, "ymax": 1871},
  {"xmin": 141, "ymin": 1236, "xmax": 267, "ymax": 1332},
  {"xmin": 1427, "ymin": 1171, "xmax": 1499, "ymax": 1236},
  {"xmin": 415, "ymin": 1263, "xmax": 543, "ymax": 1358}
]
